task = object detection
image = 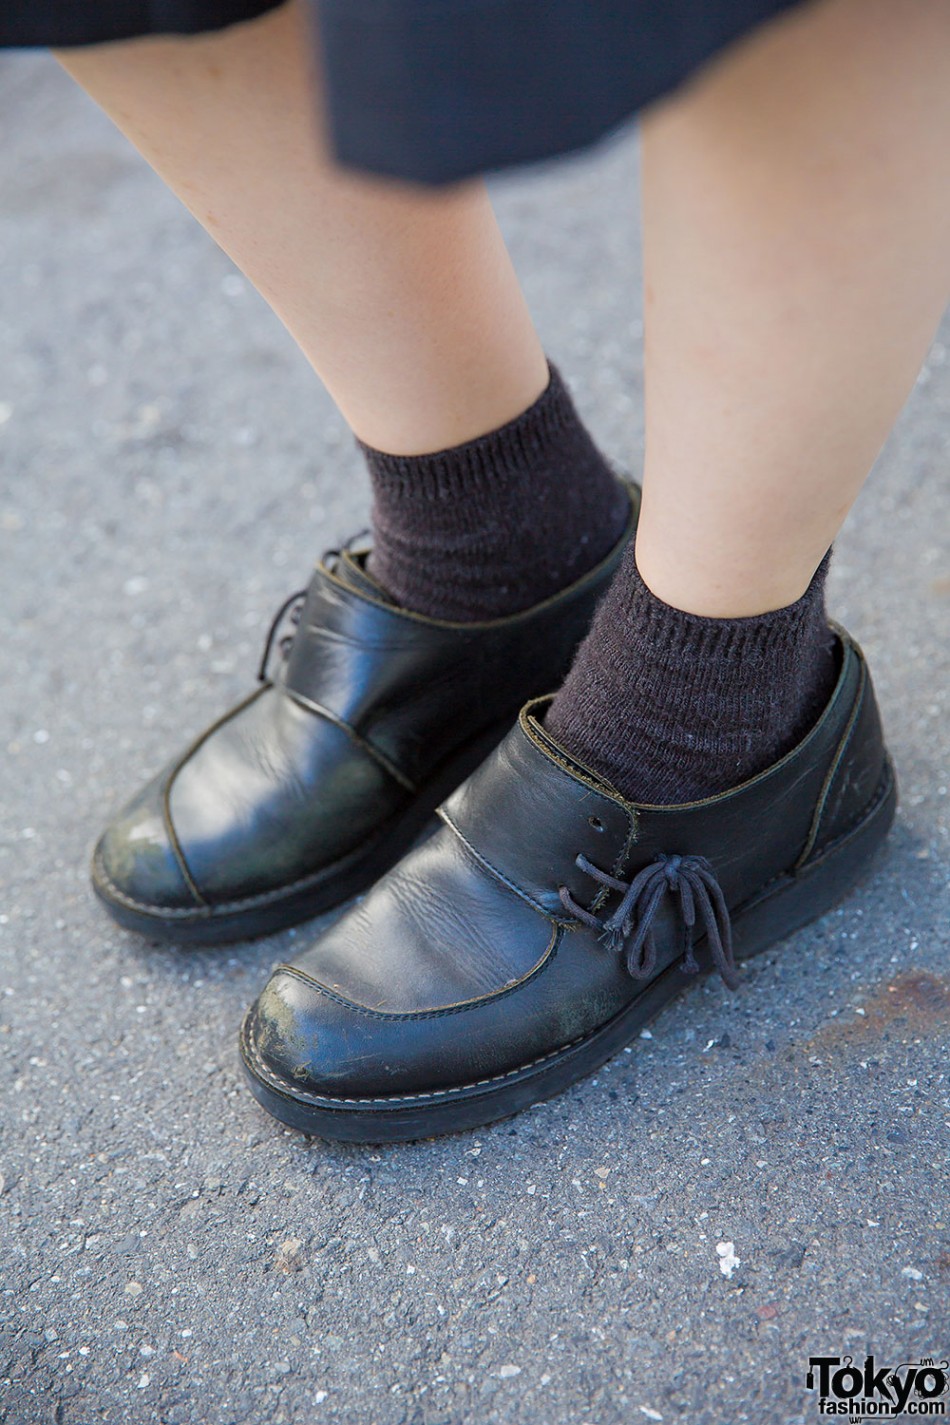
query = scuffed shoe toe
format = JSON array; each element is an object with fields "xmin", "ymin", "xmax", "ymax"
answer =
[{"xmin": 92, "ymin": 773, "xmax": 200, "ymax": 924}]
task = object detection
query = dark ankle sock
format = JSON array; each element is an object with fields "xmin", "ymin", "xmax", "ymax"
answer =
[
  {"xmin": 545, "ymin": 547, "xmax": 838, "ymax": 804},
  {"xmin": 361, "ymin": 363, "xmax": 631, "ymax": 621}
]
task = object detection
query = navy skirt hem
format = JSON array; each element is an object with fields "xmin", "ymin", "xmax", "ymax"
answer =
[
  {"xmin": 0, "ymin": 0, "xmax": 282, "ymax": 48},
  {"xmin": 3, "ymin": 0, "xmax": 805, "ymax": 184},
  {"xmin": 315, "ymin": 0, "xmax": 803, "ymax": 184}
]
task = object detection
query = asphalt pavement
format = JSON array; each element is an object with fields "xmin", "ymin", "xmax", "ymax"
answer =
[{"xmin": 1, "ymin": 50, "xmax": 948, "ymax": 1425}]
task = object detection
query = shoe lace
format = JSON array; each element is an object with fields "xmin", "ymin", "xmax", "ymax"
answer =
[
  {"xmin": 257, "ymin": 588, "xmax": 308, "ymax": 684},
  {"xmin": 559, "ymin": 852, "xmax": 739, "ymax": 990},
  {"xmin": 256, "ymin": 533, "xmax": 373, "ymax": 685}
]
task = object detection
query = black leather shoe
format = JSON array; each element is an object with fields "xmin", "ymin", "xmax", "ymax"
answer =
[
  {"xmin": 91, "ymin": 490, "xmax": 638, "ymax": 944},
  {"xmin": 241, "ymin": 625, "xmax": 896, "ymax": 1141}
]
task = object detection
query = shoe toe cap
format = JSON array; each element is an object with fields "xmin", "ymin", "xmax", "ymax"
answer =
[
  {"xmin": 244, "ymin": 969, "xmax": 352, "ymax": 1095},
  {"xmin": 244, "ymin": 965, "xmax": 433, "ymax": 1105},
  {"xmin": 93, "ymin": 774, "xmax": 199, "ymax": 913}
]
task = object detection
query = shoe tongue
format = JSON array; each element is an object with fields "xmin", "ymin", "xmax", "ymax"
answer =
[{"xmin": 329, "ymin": 548, "xmax": 396, "ymax": 605}]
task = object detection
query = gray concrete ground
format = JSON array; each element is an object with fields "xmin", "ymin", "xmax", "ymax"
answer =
[{"xmin": 1, "ymin": 51, "xmax": 948, "ymax": 1425}]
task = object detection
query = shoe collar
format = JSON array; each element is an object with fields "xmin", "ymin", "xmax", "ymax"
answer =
[
  {"xmin": 440, "ymin": 626, "xmax": 862, "ymax": 921},
  {"xmin": 305, "ymin": 486, "xmax": 640, "ymax": 634}
]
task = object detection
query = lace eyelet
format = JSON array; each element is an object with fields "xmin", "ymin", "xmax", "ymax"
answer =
[{"xmin": 588, "ymin": 815, "xmax": 605, "ymax": 833}]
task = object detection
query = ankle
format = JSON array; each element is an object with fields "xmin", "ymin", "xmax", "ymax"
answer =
[
  {"xmin": 546, "ymin": 546, "xmax": 837, "ymax": 804},
  {"xmin": 362, "ymin": 363, "xmax": 631, "ymax": 621},
  {"xmin": 633, "ymin": 511, "xmax": 835, "ymax": 619}
]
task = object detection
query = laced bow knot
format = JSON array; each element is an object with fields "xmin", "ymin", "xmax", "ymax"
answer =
[{"xmin": 559, "ymin": 851, "xmax": 739, "ymax": 991}]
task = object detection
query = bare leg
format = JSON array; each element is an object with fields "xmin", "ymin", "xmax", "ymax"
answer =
[
  {"xmin": 56, "ymin": 0, "xmax": 548, "ymax": 455},
  {"xmin": 636, "ymin": 0, "xmax": 950, "ymax": 616},
  {"xmin": 547, "ymin": 0, "xmax": 950, "ymax": 806}
]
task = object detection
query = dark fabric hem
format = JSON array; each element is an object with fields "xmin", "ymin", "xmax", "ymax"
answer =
[
  {"xmin": 3, "ymin": 0, "xmax": 808, "ymax": 186},
  {"xmin": 313, "ymin": 0, "xmax": 806, "ymax": 185},
  {"xmin": 0, "ymin": 0, "xmax": 285, "ymax": 48}
]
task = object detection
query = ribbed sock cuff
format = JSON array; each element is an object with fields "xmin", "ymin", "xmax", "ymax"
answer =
[
  {"xmin": 360, "ymin": 358, "xmax": 631, "ymax": 621},
  {"xmin": 626, "ymin": 550, "xmax": 834, "ymax": 681},
  {"xmin": 545, "ymin": 545, "xmax": 837, "ymax": 804},
  {"xmin": 359, "ymin": 363, "xmax": 579, "ymax": 502}
]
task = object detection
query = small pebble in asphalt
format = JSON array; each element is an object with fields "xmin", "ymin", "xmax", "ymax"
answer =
[{"xmin": 716, "ymin": 1242, "xmax": 741, "ymax": 1278}]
